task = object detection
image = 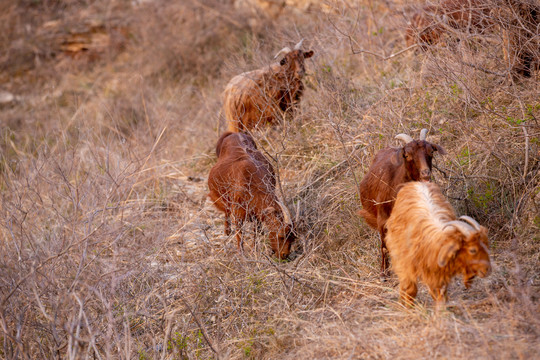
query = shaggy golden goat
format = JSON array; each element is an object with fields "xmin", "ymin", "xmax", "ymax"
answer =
[
  {"xmin": 223, "ymin": 40, "xmax": 314, "ymax": 132},
  {"xmin": 386, "ymin": 182, "xmax": 491, "ymax": 305},
  {"xmin": 208, "ymin": 131, "xmax": 296, "ymax": 259},
  {"xmin": 359, "ymin": 129, "xmax": 446, "ymax": 276}
]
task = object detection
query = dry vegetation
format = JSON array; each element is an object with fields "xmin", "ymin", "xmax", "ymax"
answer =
[{"xmin": 0, "ymin": 0, "xmax": 539, "ymax": 359}]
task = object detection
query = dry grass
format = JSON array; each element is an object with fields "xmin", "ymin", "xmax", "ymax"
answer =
[{"xmin": 0, "ymin": 0, "xmax": 538, "ymax": 359}]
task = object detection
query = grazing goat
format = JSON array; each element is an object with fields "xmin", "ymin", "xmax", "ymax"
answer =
[
  {"xmin": 358, "ymin": 129, "xmax": 446, "ymax": 276},
  {"xmin": 406, "ymin": 0, "xmax": 494, "ymax": 49},
  {"xmin": 385, "ymin": 182, "xmax": 491, "ymax": 305},
  {"xmin": 223, "ymin": 40, "xmax": 314, "ymax": 132},
  {"xmin": 406, "ymin": 0, "xmax": 539, "ymax": 77},
  {"xmin": 208, "ymin": 131, "xmax": 296, "ymax": 259}
]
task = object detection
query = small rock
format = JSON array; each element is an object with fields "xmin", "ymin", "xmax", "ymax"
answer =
[
  {"xmin": 0, "ymin": 91, "xmax": 15, "ymax": 104},
  {"xmin": 187, "ymin": 176, "xmax": 203, "ymax": 182}
]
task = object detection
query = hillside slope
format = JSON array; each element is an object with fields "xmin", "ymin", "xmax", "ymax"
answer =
[{"xmin": 0, "ymin": 0, "xmax": 538, "ymax": 359}]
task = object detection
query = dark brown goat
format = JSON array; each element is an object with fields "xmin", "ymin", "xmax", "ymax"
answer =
[
  {"xmin": 406, "ymin": 0, "xmax": 539, "ymax": 77},
  {"xmin": 224, "ymin": 40, "xmax": 314, "ymax": 132},
  {"xmin": 208, "ymin": 131, "xmax": 296, "ymax": 259},
  {"xmin": 358, "ymin": 129, "xmax": 446, "ymax": 275},
  {"xmin": 406, "ymin": 0, "xmax": 494, "ymax": 49}
]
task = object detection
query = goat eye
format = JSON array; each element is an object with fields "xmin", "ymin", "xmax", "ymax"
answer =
[{"xmin": 469, "ymin": 248, "xmax": 478, "ymax": 255}]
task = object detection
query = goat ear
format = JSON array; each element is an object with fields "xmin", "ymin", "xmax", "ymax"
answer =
[
  {"xmin": 433, "ymin": 144, "xmax": 447, "ymax": 155},
  {"xmin": 479, "ymin": 226, "xmax": 489, "ymax": 245},
  {"xmin": 280, "ymin": 58, "xmax": 287, "ymax": 66},
  {"xmin": 303, "ymin": 50, "xmax": 314, "ymax": 58},
  {"xmin": 437, "ymin": 239, "xmax": 461, "ymax": 267}
]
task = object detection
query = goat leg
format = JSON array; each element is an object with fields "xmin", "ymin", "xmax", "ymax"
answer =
[
  {"xmin": 399, "ymin": 277, "xmax": 417, "ymax": 306},
  {"xmin": 381, "ymin": 248, "xmax": 390, "ymax": 276},
  {"xmin": 430, "ymin": 286, "xmax": 448, "ymax": 311},
  {"xmin": 234, "ymin": 219, "xmax": 244, "ymax": 253},
  {"xmin": 224, "ymin": 214, "xmax": 231, "ymax": 236},
  {"xmin": 379, "ymin": 230, "xmax": 390, "ymax": 277}
]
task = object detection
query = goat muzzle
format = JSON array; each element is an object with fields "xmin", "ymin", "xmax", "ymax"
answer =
[
  {"xmin": 420, "ymin": 169, "xmax": 431, "ymax": 182},
  {"xmin": 479, "ymin": 263, "xmax": 491, "ymax": 277}
]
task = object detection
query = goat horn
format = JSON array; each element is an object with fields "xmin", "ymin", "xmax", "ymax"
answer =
[
  {"xmin": 395, "ymin": 133, "xmax": 414, "ymax": 144},
  {"xmin": 444, "ymin": 220, "xmax": 475, "ymax": 237},
  {"xmin": 420, "ymin": 128, "xmax": 428, "ymax": 140},
  {"xmin": 276, "ymin": 199, "xmax": 292, "ymax": 225},
  {"xmin": 274, "ymin": 47, "xmax": 292, "ymax": 59},
  {"xmin": 459, "ymin": 216, "xmax": 481, "ymax": 231},
  {"xmin": 294, "ymin": 39, "xmax": 304, "ymax": 50}
]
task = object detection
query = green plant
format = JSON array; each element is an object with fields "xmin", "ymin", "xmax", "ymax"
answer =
[
  {"xmin": 168, "ymin": 332, "xmax": 189, "ymax": 353},
  {"xmin": 138, "ymin": 350, "xmax": 148, "ymax": 360},
  {"xmin": 467, "ymin": 181, "xmax": 496, "ymax": 210},
  {"xmin": 457, "ymin": 147, "xmax": 471, "ymax": 166}
]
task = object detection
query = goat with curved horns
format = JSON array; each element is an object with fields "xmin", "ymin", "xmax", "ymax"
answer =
[
  {"xmin": 386, "ymin": 181, "xmax": 491, "ymax": 306},
  {"xmin": 358, "ymin": 128, "xmax": 446, "ymax": 276},
  {"xmin": 223, "ymin": 39, "xmax": 314, "ymax": 132}
]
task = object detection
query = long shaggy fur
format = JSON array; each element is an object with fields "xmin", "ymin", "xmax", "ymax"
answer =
[
  {"xmin": 386, "ymin": 182, "xmax": 491, "ymax": 305},
  {"xmin": 223, "ymin": 49, "xmax": 313, "ymax": 132}
]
